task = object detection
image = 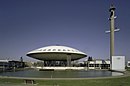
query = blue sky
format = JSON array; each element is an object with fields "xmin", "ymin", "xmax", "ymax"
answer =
[{"xmin": 0, "ymin": 0, "xmax": 130, "ymax": 61}]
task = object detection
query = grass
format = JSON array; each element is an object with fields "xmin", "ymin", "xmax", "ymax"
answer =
[
  {"xmin": 37, "ymin": 77, "xmax": 130, "ymax": 86},
  {"xmin": 0, "ymin": 70, "xmax": 130, "ymax": 86},
  {"xmin": 0, "ymin": 76, "xmax": 130, "ymax": 86},
  {"xmin": 126, "ymin": 67, "xmax": 130, "ymax": 71}
]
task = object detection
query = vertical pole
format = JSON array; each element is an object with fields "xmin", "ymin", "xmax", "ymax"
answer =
[
  {"xmin": 87, "ymin": 61, "xmax": 89, "ymax": 70},
  {"xmin": 3, "ymin": 63, "xmax": 5, "ymax": 72},
  {"xmin": 109, "ymin": 4, "xmax": 116, "ymax": 69},
  {"xmin": 67, "ymin": 54, "xmax": 71, "ymax": 67}
]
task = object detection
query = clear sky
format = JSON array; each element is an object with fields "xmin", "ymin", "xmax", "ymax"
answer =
[{"xmin": 0, "ymin": 0, "xmax": 130, "ymax": 62}]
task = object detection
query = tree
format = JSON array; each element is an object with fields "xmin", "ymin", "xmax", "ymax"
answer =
[
  {"xmin": 88, "ymin": 56, "xmax": 93, "ymax": 61},
  {"xmin": 20, "ymin": 57, "xmax": 23, "ymax": 62}
]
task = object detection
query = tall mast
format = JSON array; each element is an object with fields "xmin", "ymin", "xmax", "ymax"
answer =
[{"xmin": 109, "ymin": 4, "xmax": 116, "ymax": 67}]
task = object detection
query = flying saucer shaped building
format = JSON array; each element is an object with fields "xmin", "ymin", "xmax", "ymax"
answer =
[{"xmin": 27, "ymin": 45, "xmax": 87, "ymax": 66}]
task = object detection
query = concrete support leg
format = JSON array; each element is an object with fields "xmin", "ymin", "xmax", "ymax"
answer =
[{"xmin": 67, "ymin": 55, "xmax": 71, "ymax": 67}]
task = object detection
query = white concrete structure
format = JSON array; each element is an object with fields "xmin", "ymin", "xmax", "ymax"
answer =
[
  {"xmin": 0, "ymin": 60, "xmax": 9, "ymax": 63},
  {"xmin": 95, "ymin": 59, "xmax": 102, "ymax": 69},
  {"xmin": 127, "ymin": 61, "xmax": 130, "ymax": 67},
  {"xmin": 27, "ymin": 45, "xmax": 86, "ymax": 61},
  {"xmin": 88, "ymin": 60, "xmax": 95, "ymax": 69},
  {"xmin": 0, "ymin": 60, "xmax": 9, "ymax": 71},
  {"xmin": 36, "ymin": 67, "xmax": 85, "ymax": 70},
  {"xmin": 105, "ymin": 60, "xmax": 110, "ymax": 64},
  {"xmin": 112, "ymin": 56, "xmax": 125, "ymax": 71},
  {"xmin": 85, "ymin": 59, "xmax": 110, "ymax": 70},
  {"xmin": 27, "ymin": 45, "xmax": 87, "ymax": 67},
  {"xmin": 95, "ymin": 59, "xmax": 102, "ymax": 64}
]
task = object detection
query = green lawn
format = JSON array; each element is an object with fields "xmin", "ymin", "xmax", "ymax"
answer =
[
  {"xmin": 37, "ymin": 77, "xmax": 130, "ymax": 86},
  {"xmin": 126, "ymin": 67, "xmax": 130, "ymax": 71},
  {"xmin": 0, "ymin": 76, "xmax": 130, "ymax": 86}
]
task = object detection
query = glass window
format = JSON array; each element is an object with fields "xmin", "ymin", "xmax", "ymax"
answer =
[
  {"xmin": 95, "ymin": 64, "xmax": 99, "ymax": 67},
  {"xmin": 72, "ymin": 50, "xmax": 74, "ymax": 52},
  {"xmin": 53, "ymin": 49, "xmax": 56, "ymax": 51},
  {"xmin": 58, "ymin": 49, "xmax": 61, "ymax": 51},
  {"xmin": 89, "ymin": 64, "xmax": 94, "ymax": 67},
  {"xmin": 43, "ymin": 49, "xmax": 46, "ymax": 51},
  {"xmin": 48, "ymin": 49, "xmax": 51, "ymax": 51}
]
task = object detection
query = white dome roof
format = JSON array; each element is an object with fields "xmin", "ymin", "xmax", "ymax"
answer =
[
  {"xmin": 27, "ymin": 45, "xmax": 87, "ymax": 60},
  {"xmin": 27, "ymin": 45, "xmax": 86, "ymax": 55}
]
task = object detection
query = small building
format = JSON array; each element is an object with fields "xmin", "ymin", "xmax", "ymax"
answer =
[
  {"xmin": 9, "ymin": 60, "xmax": 25, "ymax": 68},
  {"xmin": 88, "ymin": 60, "xmax": 95, "ymax": 69},
  {"xmin": 127, "ymin": 61, "xmax": 130, "ymax": 67},
  {"xmin": 84, "ymin": 59, "xmax": 110, "ymax": 70},
  {"xmin": 95, "ymin": 59, "xmax": 102, "ymax": 69},
  {"xmin": 112, "ymin": 56, "xmax": 125, "ymax": 71},
  {"xmin": 0, "ymin": 60, "xmax": 9, "ymax": 71},
  {"xmin": 0, "ymin": 59, "xmax": 25, "ymax": 72}
]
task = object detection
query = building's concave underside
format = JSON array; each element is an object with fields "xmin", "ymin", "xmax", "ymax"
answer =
[{"xmin": 27, "ymin": 52, "xmax": 86, "ymax": 61}]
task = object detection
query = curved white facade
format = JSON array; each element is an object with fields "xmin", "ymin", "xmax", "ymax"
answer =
[{"xmin": 27, "ymin": 45, "xmax": 87, "ymax": 61}]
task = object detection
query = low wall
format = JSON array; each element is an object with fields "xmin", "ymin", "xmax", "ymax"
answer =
[{"xmin": 36, "ymin": 67, "xmax": 85, "ymax": 70}]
